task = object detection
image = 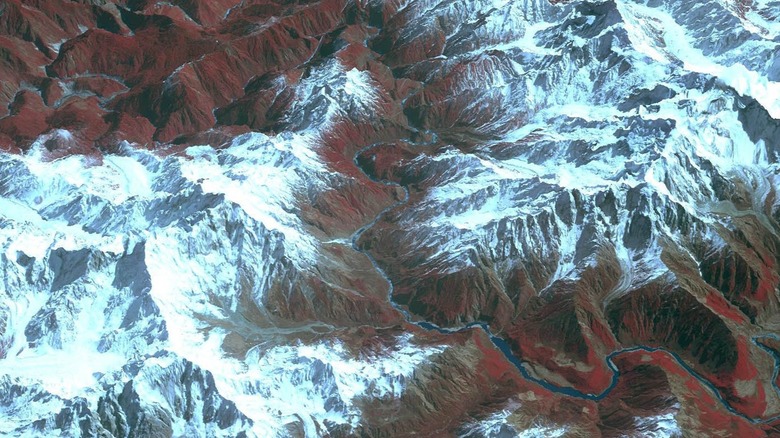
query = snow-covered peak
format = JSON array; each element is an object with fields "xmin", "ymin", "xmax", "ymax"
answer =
[{"xmin": 288, "ymin": 60, "xmax": 381, "ymax": 130}]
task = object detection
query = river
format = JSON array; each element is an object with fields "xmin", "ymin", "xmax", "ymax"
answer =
[{"xmin": 350, "ymin": 142, "xmax": 780, "ymax": 425}]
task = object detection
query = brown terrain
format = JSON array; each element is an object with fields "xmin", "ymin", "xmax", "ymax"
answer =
[{"xmin": 1, "ymin": 0, "xmax": 780, "ymax": 436}]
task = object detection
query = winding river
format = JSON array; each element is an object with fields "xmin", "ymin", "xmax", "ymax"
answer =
[{"xmin": 350, "ymin": 142, "xmax": 780, "ymax": 425}]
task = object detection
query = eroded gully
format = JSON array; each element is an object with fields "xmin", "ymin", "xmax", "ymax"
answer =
[{"xmin": 349, "ymin": 142, "xmax": 780, "ymax": 425}]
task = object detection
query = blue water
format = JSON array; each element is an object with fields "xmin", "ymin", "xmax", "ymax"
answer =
[{"xmin": 351, "ymin": 143, "xmax": 780, "ymax": 424}]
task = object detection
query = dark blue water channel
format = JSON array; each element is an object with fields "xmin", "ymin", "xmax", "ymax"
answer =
[{"xmin": 351, "ymin": 142, "xmax": 780, "ymax": 425}]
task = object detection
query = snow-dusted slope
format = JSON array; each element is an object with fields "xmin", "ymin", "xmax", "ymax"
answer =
[
  {"xmin": 0, "ymin": 57, "xmax": 441, "ymax": 436},
  {"xmin": 1, "ymin": 0, "xmax": 780, "ymax": 436},
  {"xmin": 358, "ymin": 0, "xmax": 780, "ymax": 434}
]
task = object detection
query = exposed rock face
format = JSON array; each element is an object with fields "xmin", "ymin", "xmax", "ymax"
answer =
[{"xmin": 1, "ymin": 0, "xmax": 780, "ymax": 436}]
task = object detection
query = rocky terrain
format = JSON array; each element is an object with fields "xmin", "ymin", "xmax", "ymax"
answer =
[{"xmin": 1, "ymin": 0, "xmax": 780, "ymax": 436}]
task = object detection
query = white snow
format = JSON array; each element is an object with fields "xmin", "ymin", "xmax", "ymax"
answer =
[
  {"xmin": 344, "ymin": 68, "xmax": 378, "ymax": 103},
  {"xmin": 617, "ymin": 1, "xmax": 780, "ymax": 118},
  {"xmin": 0, "ymin": 348, "xmax": 125, "ymax": 400},
  {"xmin": 633, "ymin": 412, "xmax": 682, "ymax": 437},
  {"xmin": 181, "ymin": 133, "xmax": 323, "ymax": 265},
  {"xmin": 0, "ymin": 249, "xmax": 127, "ymax": 400},
  {"xmin": 459, "ymin": 403, "xmax": 567, "ymax": 438},
  {"xmin": 292, "ymin": 60, "xmax": 380, "ymax": 127},
  {"xmin": 0, "ymin": 0, "xmax": 777, "ymax": 434},
  {"xmin": 21, "ymin": 141, "xmax": 158, "ymax": 205},
  {"xmin": 146, "ymin": 319, "xmax": 445, "ymax": 436},
  {"xmin": 464, "ymin": 20, "xmax": 562, "ymax": 58}
]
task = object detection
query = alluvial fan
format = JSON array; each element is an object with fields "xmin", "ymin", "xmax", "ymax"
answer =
[{"xmin": 1, "ymin": 0, "xmax": 780, "ymax": 436}]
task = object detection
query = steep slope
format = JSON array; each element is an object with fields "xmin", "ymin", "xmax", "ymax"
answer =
[{"xmin": 1, "ymin": 0, "xmax": 780, "ymax": 436}]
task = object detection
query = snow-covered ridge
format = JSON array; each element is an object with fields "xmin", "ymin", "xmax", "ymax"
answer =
[
  {"xmin": 288, "ymin": 60, "xmax": 381, "ymax": 130},
  {"xmin": 180, "ymin": 132, "xmax": 325, "ymax": 266},
  {"xmin": 615, "ymin": 0, "xmax": 780, "ymax": 118},
  {"xmin": 0, "ymin": 61, "xmax": 425, "ymax": 435},
  {"xmin": 378, "ymin": 0, "xmax": 779, "ymax": 296},
  {"xmin": 1, "ymin": 0, "xmax": 779, "ymax": 435}
]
